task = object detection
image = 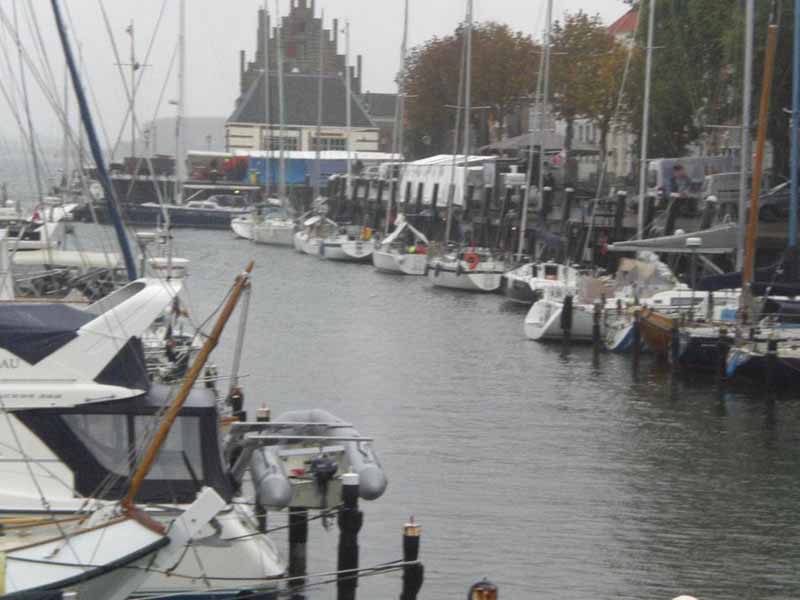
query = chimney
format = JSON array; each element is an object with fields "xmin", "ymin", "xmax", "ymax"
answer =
[
  {"xmin": 257, "ymin": 8, "xmax": 265, "ymax": 59},
  {"xmin": 333, "ymin": 18, "xmax": 338, "ymax": 50},
  {"xmin": 311, "ymin": 0, "xmax": 315, "ymax": 15},
  {"xmin": 356, "ymin": 55, "xmax": 363, "ymax": 93}
]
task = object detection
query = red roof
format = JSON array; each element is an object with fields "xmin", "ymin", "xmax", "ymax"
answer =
[{"xmin": 608, "ymin": 9, "xmax": 638, "ymax": 37}]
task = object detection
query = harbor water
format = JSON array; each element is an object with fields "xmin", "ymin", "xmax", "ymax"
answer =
[{"xmin": 97, "ymin": 225, "xmax": 800, "ymax": 598}]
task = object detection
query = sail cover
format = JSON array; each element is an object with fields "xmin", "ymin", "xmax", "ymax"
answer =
[
  {"xmin": 0, "ymin": 304, "xmax": 92, "ymax": 364},
  {"xmin": 608, "ymin": 224, "xmax": 738, "ymax": 255}
]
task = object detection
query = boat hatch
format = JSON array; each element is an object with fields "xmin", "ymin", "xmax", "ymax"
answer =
[{"xmin": 15, "ymin": 385, "xmax": 233, "ymax": 504}]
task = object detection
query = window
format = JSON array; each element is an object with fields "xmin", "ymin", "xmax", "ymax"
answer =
[
  {"xmin": 266, "ymin": 136, "xmax": 299, "ymax": 151},
  {"xmin": 311, "ymin": 137, "xmax": 347, "ymax": 151}
]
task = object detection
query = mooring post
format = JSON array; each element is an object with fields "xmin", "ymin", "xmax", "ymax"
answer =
[
  {"xmin": 766, "ymin": 338, "xmax": 778, "ymax": 394},
  {"xmin": 632, "ymin": 310, "xmax": 641, "ymax": 371},
  {"xmin": 670, "ymin": 322, "xmax": 681, "ymax": 371},
  {"xmin": 337, "ymin": 472, "xmax": 362, "ymax": 600},
  {"xmin": 289, "ymin": 507, "xmax": 309, "ymax": 599},
  {"xmin": 400, "ymin": 518, "xmax": 424, "ymax": 600},
  {"xmin": 561, "ymin": 294, "xmax": 574, "ymax": 347},
  {"xmin": 469, "ymin": 578, "xmax": 498, "ymax": 600},
  {"xmin": 717, "ymin": 327, "xmax": 731, "ymax": 382},
  {"xmin": 592, "ymin": 301, "xmax": 602, "ymax": 354}
]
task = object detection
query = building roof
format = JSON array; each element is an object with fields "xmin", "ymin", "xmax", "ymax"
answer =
[
  {"xmin": 360, "ymin": 92, "xmax": 398, "ymax": 120},
  {"xmin": 229, "ymin": 72, "xmax": 375, "ymax": 128},
  {"xmin": 608, "ymin": 9, "xmax": 638, "ymax": 37}
]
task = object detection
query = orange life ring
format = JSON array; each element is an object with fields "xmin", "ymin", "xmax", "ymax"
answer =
[{"xmin": 464, "ymin": 252, "xmax": 480, "ymax": 270}]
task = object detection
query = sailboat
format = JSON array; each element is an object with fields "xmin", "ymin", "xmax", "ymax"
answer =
[
  {"xmin": 252, "ymin": 0, "xmax": 296, "ymax": 248},
  {"xmin": 428, "ymin": 0, "xmax": 506, "ymax": 292}
]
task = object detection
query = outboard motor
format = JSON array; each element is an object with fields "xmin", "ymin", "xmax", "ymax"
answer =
[{"xmin": 309, "ymin": 454, "xmax": 338, "ymax": 508}]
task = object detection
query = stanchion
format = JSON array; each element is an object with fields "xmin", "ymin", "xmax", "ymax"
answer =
[{"xmin": 400, "ymin": 518, "xmax": 424, "ymax": 600}]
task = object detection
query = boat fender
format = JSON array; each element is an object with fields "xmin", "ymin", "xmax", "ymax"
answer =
[
  {"xmin": 456, "ymin": 261, "xmax": 463, "ymax": 276},
  {"xmin": 343, "ymin": 439, "xmax": 387, "ymax": 500},
  {"xmin": 250, "ymin": 447, "xmax": 293, "ymax": 509},
  {"xmin": 434, "ymin": 262, "xmax": 441, "ymax": 277},
  {"xmin": 464, "ymin": 252, "xmax": 480, "ymax": 270}
]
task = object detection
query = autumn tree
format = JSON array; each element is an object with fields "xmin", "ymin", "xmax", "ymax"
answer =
[
  {"xmin": 549, "ymin": 11, "xmax": 634, "ymax": 178},
  {"xmin": 403, "ymin": 22, "xmax": 539, "ymax": 159}
]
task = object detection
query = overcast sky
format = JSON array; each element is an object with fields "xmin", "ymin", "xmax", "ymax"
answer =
[{"xmin": 0, "ymin": 0, "xmax": 629, "ymax": 146}]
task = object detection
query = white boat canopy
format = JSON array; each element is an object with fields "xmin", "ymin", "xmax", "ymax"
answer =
[
  {"xmin": 607, "ymin": 223, "xmax": 738, "ymax": 255},
  {"xmin": 382, "ymin": 216, "xmax": 428, "ymax": 246}
]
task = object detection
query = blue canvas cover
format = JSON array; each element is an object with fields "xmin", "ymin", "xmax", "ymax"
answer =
[{"xmin": 0, "ymin": 304, "xmax": 93, "ymax": 365}]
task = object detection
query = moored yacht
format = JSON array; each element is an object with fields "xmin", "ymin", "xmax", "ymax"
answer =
[
  {"xmin": 427, "ymin": 247, "xmax": 506, "ymax": 292},
  {"xmin": 373, "ymin": 217, "xmax": 429, "ymax": 275},
  {"xmin": 501, "ymin": 262, "xmax": 580, "ymax": 304}
]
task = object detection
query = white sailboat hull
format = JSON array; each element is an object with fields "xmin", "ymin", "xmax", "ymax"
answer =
[
  {"xmin": 253, "ymin": 222, "xmax": 294, "ymax": 246},
  {"xmin": 372, "ymin": 249, "xmax": 428, "ymax": 275},
  {"xmin": 427, "ymin": 260, "xmax": 504, "ymax": 292},
  {"xmin": 231, "ymin": 217, "xmax": 254, "ymax": 240},
  {"xmin": 524, "ymin": 299, "xmax": 595, "ymax": 341}
]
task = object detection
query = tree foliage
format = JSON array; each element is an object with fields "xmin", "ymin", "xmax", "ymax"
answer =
[
  {"xmin": 550, "ymin": 11, "xmax": 632, "ymax": 167},
  {"xmin": 403, "ymin": 22, "xmax": 539, "ymax": 159}
]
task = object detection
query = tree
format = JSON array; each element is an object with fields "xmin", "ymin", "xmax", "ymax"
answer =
[
  {"xmin": 403, "ymin": 22, "xmax": 539, "ymax": 159},
  {"xmin": 625, "ymin": 0, "xmax": 793, "ymax": 181},
  {"xmin": 550, "ymin": 11, "xmax": 633, "ymax": 177}
]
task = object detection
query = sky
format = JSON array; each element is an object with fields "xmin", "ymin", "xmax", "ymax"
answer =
[{"xmin": 0, "ymin": 0, "xmax": 629, "ymax": 147}]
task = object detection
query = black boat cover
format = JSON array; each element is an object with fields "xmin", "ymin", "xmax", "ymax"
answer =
[{"xmin": 0, "ymin": 304, "xmax": 93, "ymax": 364}]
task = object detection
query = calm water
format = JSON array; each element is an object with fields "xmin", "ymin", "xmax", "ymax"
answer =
[{"xmin": 92, "ymin": 225, "xmax": 800, "ymax": 599}]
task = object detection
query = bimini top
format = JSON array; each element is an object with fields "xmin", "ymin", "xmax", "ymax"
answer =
[{"xmin": 0, "ymin": 278, "xmax": 181, "ymax": 410}]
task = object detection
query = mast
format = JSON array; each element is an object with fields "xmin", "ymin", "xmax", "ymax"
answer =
[
  {"xmin": 175, "ymin": 0, "xmax": 186, "ymax": 205},
  {"xmin": 736, "ymin": 0, "xmax": 754, "ymax": 269},
  {"xmin": 263, "ymin": 1, "xmax": 271, "ymax": 195},
  {"xmin": 62, "ymin": 66, "xmax": 70, "ymax": 204},
  {"xmin": 345, "ymin": 21, "xmax": 353, "ymax": 197},
  {"xmin": 275, "ymin": 0, "xmax": 287, "ymax": 203},
  {"xmin": 536, "ymin": 0, "xmax": 553, "ymax": 218},
  {"xmin": 51, "ymin": 0, "xmax": 137, "ymax": 280},
  {"xmin": 742, "ymin": 6, "xmax": 780, "ymax": 302},
  {"xmin": 518, "ymin": 0, "xmax": 550, "ymax": 260},
  {"xmin": 128, "ymin": 20, "xmax": 137, "ymax": 162},
  {"xmin": 313, "ymin": 8, "xmax": 325, "ymax": 201},
  {"xmin": 790, "ymin": 0, "xmax": 799, "ymax": 250},
  {"xmin": 637, "ymin": 0, "xmax": 656, "ymax": 240},
  {"xmin": 386, "ymin": 0, "xmax": 410, "ymax": 236},
  {"xmin": 445, "ymin": 0, "xmax": 472, "ymax": 245}
]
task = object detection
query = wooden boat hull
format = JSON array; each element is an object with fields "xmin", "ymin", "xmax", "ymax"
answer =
[{"xmin": 638, "ymin": 308, "xmax": 675, "ymax": 357}]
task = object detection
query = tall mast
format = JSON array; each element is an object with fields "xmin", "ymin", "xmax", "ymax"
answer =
[
  {"xmin": 128, "ymin": 20, "xmax": 137, "ymax": 162},
  {"xmin": 445, "ymin": 0, "xmax": 472, "ymax": 245},
  {"xmin": 175, "ymin": 0, "xmax": 186, "ymax": 205},
  {"xmin": 536, "ymin": 0, "xmax": 553, "ymax": 214},
  {"xmin": 637, "ymin": 0, "xmax": 656, "ymax": 239},
  {"xmin": 387, "ymin": 0, "xmax": 409, "ymax": 235},
  {"xmin": 737, "ymin": 0, "xmax": 754, "ymax": 269},
  {"xmin": 518, "ymin": 0, "xmax": 550, "ymax": 259},
  {"xmin": 275, "ymin": 0, "xmax": 287, "ymax": 203},
  {"xmin": 742, "ymin": 7, "xmax": 780, "ymax": 302},
  {"xmin": 459, "ymin": 0, "xmax": 473, "ymax": 216},
  {"xmin": 345, "ymin": 20, "xmax": 352, "ymax": 197},
  {"xmin": 263, "ymin": 0, "xmax": 271, "ymax": 194},
  {"xmin": 51, "ymin": 0, "xmax": 137, "ymax": 280},
  {"xmin": 313, "ymin": 8, "xmax": 325, "ymax": 201},
  {"xmin": 790, "ymin": 0, "xmax": 799, "ymax": 250},
  {"xmin": 62, "ymin": 66, "xmax": 70, "ymax": 203}
]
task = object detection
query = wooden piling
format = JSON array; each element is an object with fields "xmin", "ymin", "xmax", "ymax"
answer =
[
  {"xmin": 289, "ymin": 507, "xmax": 309, "ymax": 598},
  {"xmin": 337, "ymin": 472, "xmax": 362, "ymax": 600},
  {"xmin": 632, "ymin": 310, "xmax": 641, "ymax": 370},
  {"xmin": 400, "ymin": 518, "xmax": 424, "ymax": 600},
  {"xmin": 561, "ymin": 294, "xmax": 574, "ymax": 347}
]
